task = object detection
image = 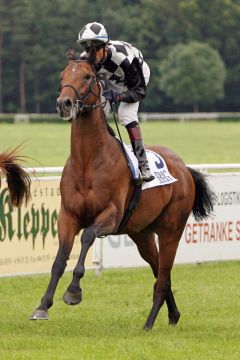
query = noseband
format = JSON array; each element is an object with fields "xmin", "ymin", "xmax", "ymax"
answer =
[{"xmin": 59, "ymin": 61, "xmax": 105, "ymax": 119}]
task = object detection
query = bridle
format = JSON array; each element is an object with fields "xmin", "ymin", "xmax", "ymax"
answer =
[{"xmin": 59, "ymin": 60, "xmax": 106, "ymax": 120}]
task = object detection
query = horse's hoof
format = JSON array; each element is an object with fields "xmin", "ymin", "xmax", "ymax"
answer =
[
  {"xmin": 63, "ymin": 290, "xmax": 82, "ymax": 305},
  {"xmin": 143, "ymin": 322, "xmax": 153, "ymax": 331},
  {"xmin": 143, "ymin": 325, "xmax": 152, "ymax": 331},
  {"xmin": 169, "ymin": 311, "xmax": 180, "ymax": 326},
  {"xmin": 29, "ymin": 309, "xmax": 48, "ymax": 320}
]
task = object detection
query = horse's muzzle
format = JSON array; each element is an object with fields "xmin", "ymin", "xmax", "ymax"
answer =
[{"xmin": 56, "ymin": 96, "xmax": 74, "ymax": 119}]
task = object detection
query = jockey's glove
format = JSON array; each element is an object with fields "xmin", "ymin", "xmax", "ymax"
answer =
[{"xmin": 103, "ymin": 89, "xmax": 122, "ymax": 103}]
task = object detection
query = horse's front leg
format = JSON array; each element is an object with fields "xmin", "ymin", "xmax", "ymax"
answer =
[
  {"xmin": 30, "ymin": 208, "xmax": 79, "ymax": 320},
  {"xmin": 63, "ymin": 203, "xmax": 117, "ymax": 305}
]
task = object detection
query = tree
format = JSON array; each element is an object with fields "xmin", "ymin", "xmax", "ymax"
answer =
[
  {"xmin": 0, "ymin": 0, "xmax": 11, "ymax": 112},
  {"xmin": 179, "ymin": 0, "xmax": 240, "ymax": 110},
  {"xmin": 10, "ymin": 0, "xmax": 33, "ymax": 112},
  {"xmin": 159, "ymin": 42, "xmax": 226, "ymax": 112},
  {"xmin": 0, "ymin": 0, "xmax": 239, "ymax": 113}
]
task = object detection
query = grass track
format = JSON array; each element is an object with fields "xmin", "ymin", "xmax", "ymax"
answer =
[
  {"xmin": 0, "ymin": 262, "xmax": 240, "ymax": 359},
  {"xmin": 0, "ymin": 120, "xmax": 239, "ymax": 166},
  {"xmin": 0, "ymin": 120, "xmax": 239, "ymax": 359}
]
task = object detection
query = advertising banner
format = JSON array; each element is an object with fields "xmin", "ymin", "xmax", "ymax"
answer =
[
  {"xmin": 176, "ymin": 173, "xmax": 240, "ymax": 263},
  {"xmin": 0, "ymin": 178, "xmax": 93, "ymax": 276},
  {"xmin": 101, "ymin": 173, "xmax": 240, "ymax": 268},
  {"xmin": 1, "ymin": 173, "xmax": 240, "ymax": 276}
]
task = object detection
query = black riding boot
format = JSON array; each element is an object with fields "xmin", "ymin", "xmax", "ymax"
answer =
[{"xmin": 126, "ymin": 122, "xmax": 155, "ymax": 182}]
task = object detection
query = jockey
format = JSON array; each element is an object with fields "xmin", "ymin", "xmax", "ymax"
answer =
[{"xmin": 77, "ymin": 22, "xmax": 154, "ymax": 182}]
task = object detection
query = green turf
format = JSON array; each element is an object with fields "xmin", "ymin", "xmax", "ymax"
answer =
[
  {"xmin": 0, "ymin": 262, "xmax": 239, "ymax": 360},
  {"xmin": 0, "ymin": 122, "xmax": 240, "ymax": 360},
  {"xmin": 0, "ymin": 120, "xmax": 239, "ymax": 359},
  {"xmin": 0, "ymin": 120, "xmax": 239, "ymax": 166}
]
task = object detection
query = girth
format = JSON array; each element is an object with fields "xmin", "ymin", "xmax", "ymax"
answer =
[{"xmin": 117, "ymin": 179, "xmax": 142, "ymax": 233}]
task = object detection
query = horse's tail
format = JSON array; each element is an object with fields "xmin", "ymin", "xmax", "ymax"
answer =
[
  {"xmin": 188, "ymin": 167, "xmax": 215, "ymax": 221},
  {"xmin": 0, "ymin": 148, "xmax": 31, "ymax": 207}
]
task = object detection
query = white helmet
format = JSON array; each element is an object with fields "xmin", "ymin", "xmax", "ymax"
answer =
[{"xmin": 77, "ymin": 22, "xmax": 109, "ymax": 45}]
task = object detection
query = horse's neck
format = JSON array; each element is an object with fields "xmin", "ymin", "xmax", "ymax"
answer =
[{"xmin": 70, "ymin": 109, "xmax": 113, "ymax": 165}]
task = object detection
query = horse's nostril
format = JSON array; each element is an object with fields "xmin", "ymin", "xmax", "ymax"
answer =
[{"xmin": 64, "ymin": 98, "xmax": 72, "ymax": 109}]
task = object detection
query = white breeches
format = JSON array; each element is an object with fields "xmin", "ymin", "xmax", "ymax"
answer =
[{"xmin": 102, "ymin": 61, "xmax": 150, "ymax": 126}]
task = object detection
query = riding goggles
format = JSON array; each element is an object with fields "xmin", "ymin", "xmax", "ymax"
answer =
[{"xmin": 81, "ymin": 42, "xmax": 105, "ymax": 52}]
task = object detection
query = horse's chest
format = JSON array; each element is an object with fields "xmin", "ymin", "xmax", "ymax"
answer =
[{"xmin": 64, "ymin": 186, "xmax": 105, "ymax": 219}]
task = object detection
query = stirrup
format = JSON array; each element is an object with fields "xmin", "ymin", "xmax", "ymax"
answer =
[
  {"xmin": 140, "ymin": 168, "xmax": 155, "ymax": 182},
  {"xmin": 142, "ymin": 174, "xmax": 155, "ymax": 182}
]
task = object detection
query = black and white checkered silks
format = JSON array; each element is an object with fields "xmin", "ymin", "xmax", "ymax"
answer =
[{"xmin": 83, "ymin": 40, "xmax": 150, "ymax": 126}]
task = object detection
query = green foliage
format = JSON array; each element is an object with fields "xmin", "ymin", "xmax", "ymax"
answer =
[
  {"xmin": 0, "ymin": 0, "xmax": 240, "ymax": 112},
  {"xmin": 178, "ymin": 0, "xmax": 240, "ymax": 110},
  {"xmin": 159, "ymin": 42, "xmax": 226, "ymax": 111}
]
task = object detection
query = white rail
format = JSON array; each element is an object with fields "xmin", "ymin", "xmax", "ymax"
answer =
[
  {"xmin": 26, "ymin": 167, "xmax": 63, "ymax": 174},
  {"xmin": 25, "ymin": 164, "xmax": 240, "ymax": 175},
  {"xmin": 139, "ymin": 112, "xmax": 240, "ymax": 122},
  {"xmin": 188, "ymin": 163, "xmax": 240, "ymax": 171}
]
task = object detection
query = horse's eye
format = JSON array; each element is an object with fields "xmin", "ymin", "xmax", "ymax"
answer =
[{"xmin": 85, "ymin": 74, "xmax": 91, "ymax": 80}]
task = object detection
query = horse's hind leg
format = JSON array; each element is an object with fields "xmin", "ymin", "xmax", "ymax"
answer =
[
  {"xmin": 130, "ymin": 229, "xmax": 159, "ymax": 277},
  {"xmin": 131, "ymin": 230, "xmax": 180, "ymax": 326},
  {"xmin": 143, "ymin": 208, "xmax": 190, "ymax": 330},
  {"xmin": 166, "ymin": 276, "xmax": 180, "ymax": 325}
]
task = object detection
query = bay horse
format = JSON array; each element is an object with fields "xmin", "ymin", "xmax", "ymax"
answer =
[
  {"xmin": 30, "ymin": 56, "xmax": 214, "ymax": 330},
  {"xmin": 0, "ymin": 147, "xmax": 31, "ymax": 207}
]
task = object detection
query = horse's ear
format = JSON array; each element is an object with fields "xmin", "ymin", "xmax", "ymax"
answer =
[
  {"xmin": 87, "ymin": 44, "xmax": 96, "ymax": 65},
  {"xmin": 66, "ymin": 48, "xmax": 76, "ymax": 62}
]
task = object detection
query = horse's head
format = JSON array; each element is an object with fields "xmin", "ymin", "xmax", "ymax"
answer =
[{"xmin": 57, "ymin": 51, "xmax": 100, "ymax": 121}]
